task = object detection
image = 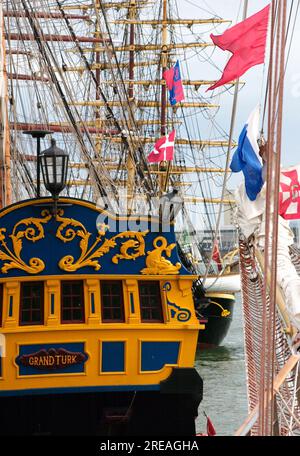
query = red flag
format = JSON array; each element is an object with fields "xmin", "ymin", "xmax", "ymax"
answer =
[
  {"xmin": 212, "ymin": 240, "xmax": 222, "ymax": 272},
  {"xmin": 147, "ymin": 130, "xmax": 176, "ymax": 163},
  {"xmin": 279, "ymin": 166, "xmax": 300, "ymax": 220},
  {"xmin": 206, "ymin": 416, "xmax": 216, "ymax": 436},
  {"xmin": 163, "ymin": 61, "xmax": 185, "ymax": 106},
  {"xmin": 208, "ymin": 4, "xmax": 270, "ymax": 91},
  {"xmin": 163, "ymin": 67, "xmax": 175, "ymax": 90}
]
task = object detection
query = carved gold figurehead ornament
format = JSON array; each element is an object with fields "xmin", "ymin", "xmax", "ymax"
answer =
[{"xmin": 141, "ymin": 236, "xmax": 181, "ymax": 275}]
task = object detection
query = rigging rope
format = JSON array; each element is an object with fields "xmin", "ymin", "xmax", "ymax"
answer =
[
  {"xmin": 201, "ymin": 0, "xmax": 248, "ymax": 285},
  {"xmin": 19, "ymin": 0, "xmax": 120, "ymax": 207},
  {"xmin": 57, "ymin": 0, "xmax": 156, "ymax": 199},
  {"xmin": 239, "ymin": 235, "xmax": 300, "ymax": 435}
]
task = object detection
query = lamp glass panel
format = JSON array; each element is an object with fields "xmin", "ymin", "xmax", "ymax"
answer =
[
  {"xmin": 55, "ymin": 156, "xmax": 63, "ymax": 182},
  {"xmin": 46, "ymin": 156, "xmax": 54, "ymax": 183}
]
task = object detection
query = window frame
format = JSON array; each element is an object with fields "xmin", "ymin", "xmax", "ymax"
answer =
[
  {"xmin": 138, "ymin": 281, "xmax": 164, "ymax": 323},
  {"xmin": 100, "ymin": 280, "xmax": 125, "ymax": 323},
  {"xmin": 19, "ymin": 281, "xmax": 44, "ymax": 326},
  {"xmin": 61, "ymin": 280, "xmax": 85, "ymax": 324}
]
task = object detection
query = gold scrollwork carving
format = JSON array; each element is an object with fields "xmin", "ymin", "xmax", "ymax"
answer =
[
  {"xmin": 141, "ymin": 236, "xmax": 181, "ymax": 275},
  {"xmin": 111, "ymin": 232, "xmax": 148, "ymax": 264},
  {"xmin": 57, "ymin": 210, "xmax": 148, "ymax": 272},
  {"xmin": 0, "ymin": 210, "xmax": 52, "ymax": 274}
]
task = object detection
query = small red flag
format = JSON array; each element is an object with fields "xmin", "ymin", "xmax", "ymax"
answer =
[
  {"xmin": 147, "ymin": 130, "xmax": 176, "ymax": 163},
  {"xmin": 208, "ymin": 4, "xmax": 270, "ymax": 91},
  {"xmin": 279, "ymin": 166, "xmax": 300, "ymax": 220},
  {"xmin": 212, "ymin": 240, "xmax": 223, "ymax": 272},
  {"xmin": 206, "ymin": 416, "xmax": 216, "ymax": 436}
]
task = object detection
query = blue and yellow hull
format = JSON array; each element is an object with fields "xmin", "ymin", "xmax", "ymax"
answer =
[{"xmin": 0, "ymin": 197, "xmax": 204, "ymax": 435}]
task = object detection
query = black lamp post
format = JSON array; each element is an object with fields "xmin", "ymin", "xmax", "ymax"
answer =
[
  {"xmin": 40, "ymin": 138, "xmax": 69, "ymax": 216},
  {"xmin": 22, "ymin": 130, "xmax": 52, "ymax": 197}
]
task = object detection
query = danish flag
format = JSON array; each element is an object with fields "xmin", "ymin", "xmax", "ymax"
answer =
[
  {"xmin": 279, "ymin": 166, "xmax": 300, "ymax": 220},
  {"xmin": 147, "ymin": 130, "xmax": 176, "ymax": 163}
]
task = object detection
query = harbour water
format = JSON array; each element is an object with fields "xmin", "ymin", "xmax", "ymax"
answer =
[{"xmin": 195, "ymin": 293, "xmax": 248, "ymax": 436}]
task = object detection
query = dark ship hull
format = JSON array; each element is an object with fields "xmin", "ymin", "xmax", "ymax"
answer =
[
  {"xmin": 197, "ymin": 293, "xmax": 235, "ymax": 348},
  {"xmin": 0, "ymin": 371, "xmax": 203, "ymax": 436},
  {"xmin": 177, "ymin": 243, "xmax": 237, "ymax": 348},
  {"xmin": 0, "ymin": 198, "xmax": 204, "ymax": 436}
]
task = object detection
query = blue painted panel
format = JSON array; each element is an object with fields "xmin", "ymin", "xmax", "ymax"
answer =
[
  {"xmin": 102, "ymin": 341, "xmax": 125, "ymax": 373},
  {"xmin": 0, "ymin": 198, "xmax": 190, "ymax": 278},
  {"xmin": 16, "ymin": 343, "xmax": 88, "ymax": 376},
  {"xmin": 141, "ymin": 342, "xmax": 180, "ymax": 371}
]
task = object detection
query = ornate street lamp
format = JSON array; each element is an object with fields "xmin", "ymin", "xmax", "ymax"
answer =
[
  {"xmin": 22, "ymin": 129, "xmax": 52, "ymax": 197},
  {"xmin": 40, "ymin": 138, "xmax": 69, "ymax": 216}
]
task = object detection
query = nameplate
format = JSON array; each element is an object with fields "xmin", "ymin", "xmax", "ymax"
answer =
[{"xmin": 16, "ymin": 343, "xmax": 88, "ymax": 375}]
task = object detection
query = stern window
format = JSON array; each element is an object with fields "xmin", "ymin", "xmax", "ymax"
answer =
[
  {"xmin": 101, "ymin": 281, "xmax": 125, "ymax": 322},
  {"xmin": 139, "ymin": 281, "xmax": 163, "ymax": 323},
  {"xmin": 61, "ymin": 281, "xmax": 85, "ymax": 323},
  {"xmin": 20, "ymin": 282, "xmax": 44, "ymax": 325}
]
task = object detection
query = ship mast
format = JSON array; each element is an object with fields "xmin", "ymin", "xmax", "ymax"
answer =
[
  {"xmin": 94, "ymin": 0, "xmax": 103, "ymax": 202},
  {"xmin": 127, "ymin": 0, "xmax": 136, "ymax": 205},
  {"xmin": 0, "ymin": 1, "xmax": 11, "ymax": 207},
  {"xmin": 158, "ymin": 0, "xmax": 169, "ymax": 195},
  {"xmin": 4, "ymin": 0, "xmax": 235, "ymax": 220}
]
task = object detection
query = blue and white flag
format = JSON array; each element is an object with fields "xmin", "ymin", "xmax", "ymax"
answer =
[{"xmin": 230, "ymin": 106, "xmax": 263, "ymax": 201}]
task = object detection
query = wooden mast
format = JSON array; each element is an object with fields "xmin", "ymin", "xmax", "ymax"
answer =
[
  {"xmin": 160, "ymin": 0, "xmax": 168, "ymax": 135},
  {"xmin": 0, "ymin": 2, "xmax": 11, "ymax": 207},
  {"xmin": 259, "ymin": 0, "xmax": 287, "ymax": 436},
  {"xmin": 158, "ymin": 0, "xmax": 169, "ymax": 195},
  {"xmin": 202, "ymin": 0, "xmax": 248, "ymax": 285},
  {"xmin": 128, "ymin": 1, "xmax": 135, "ymax": 101},
  {"xmin": 94, "ymin": 0, "xmax": 103, "ymax": 201},
  {"xmin": 126, "ymin": 0, "xmax": 136, "ymax": 205}
]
